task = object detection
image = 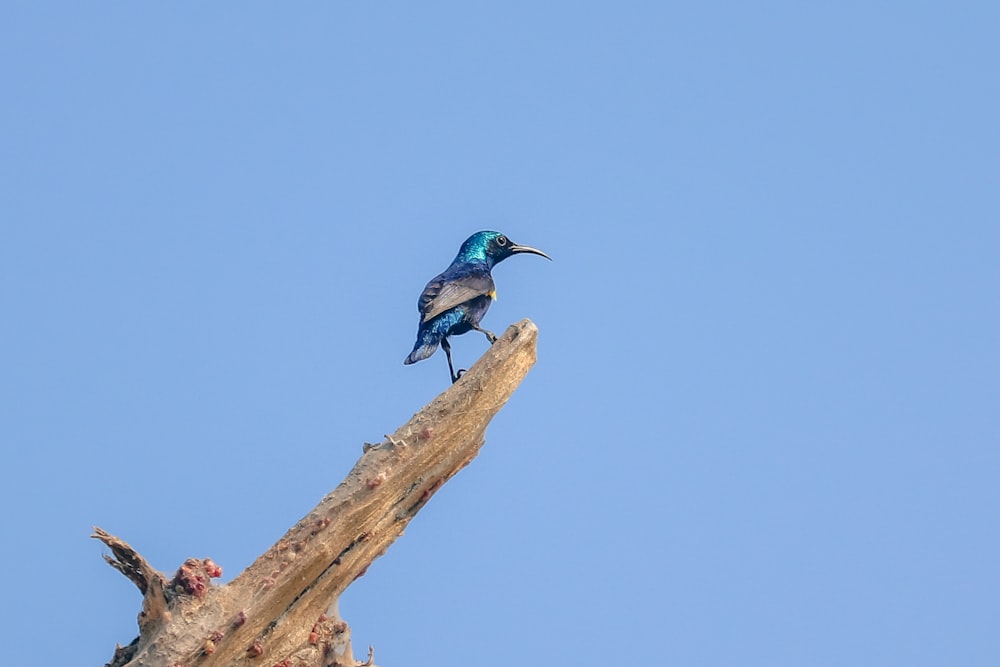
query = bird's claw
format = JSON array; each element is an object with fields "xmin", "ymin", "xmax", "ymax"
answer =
[{"xmin": 451, "ymin": 368, "xmax": 467, "ymax": 383}]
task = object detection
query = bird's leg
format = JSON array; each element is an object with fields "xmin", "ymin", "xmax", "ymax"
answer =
[
  {"xmin": 470, "ymin": 324, "xmax": 498, "ymax": 344},
  {"xmin": 441, "ymin": 337, "xmax": 461, "ymax": 383}
]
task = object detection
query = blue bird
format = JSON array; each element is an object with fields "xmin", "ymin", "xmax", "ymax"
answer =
[{"xmin": 404, "ymin": 231, "xmax": 550, "ymax": 383}]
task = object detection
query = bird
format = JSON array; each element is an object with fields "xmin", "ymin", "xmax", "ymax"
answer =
[{"xmin": 404, "ymin": 230, "xmax": 550, "ymax": 383}]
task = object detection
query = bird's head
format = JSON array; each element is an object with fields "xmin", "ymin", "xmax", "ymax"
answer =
[{"xmin": 456, "ymin": 230, "xmax": 551, "ymax": 268}]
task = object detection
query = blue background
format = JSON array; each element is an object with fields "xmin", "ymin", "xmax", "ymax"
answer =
[{"xmin": 2, "ymin": 3, "xmax": 998, "ymax": 665}]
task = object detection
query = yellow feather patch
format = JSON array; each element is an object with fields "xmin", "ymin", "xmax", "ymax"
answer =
[{"xmin": 488, "ymin": 289, "xmax": 497, "ymax": 300}]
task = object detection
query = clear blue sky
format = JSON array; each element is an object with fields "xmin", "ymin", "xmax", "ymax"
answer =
[{"xmin": 2, "ymin": 3, "xmax": 998, "ymax": 665}]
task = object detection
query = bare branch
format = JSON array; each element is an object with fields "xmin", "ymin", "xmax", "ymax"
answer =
[{"xmin": 96, "ymin": 319, "xmax": 539, "ymax": 667}]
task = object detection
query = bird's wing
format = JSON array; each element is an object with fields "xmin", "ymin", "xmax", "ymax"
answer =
[{"xmin": 419, "ymin": 272, "xmax": 495, "ymax": 322}]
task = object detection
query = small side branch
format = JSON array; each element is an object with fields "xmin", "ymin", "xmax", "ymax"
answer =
[
  {"xmin": 93, "ymin": 527, "xmax": 163, "ymax": 596},
  {"xmin": 92, "ymin": 527, "xmax": 171, "ymax": 663}
]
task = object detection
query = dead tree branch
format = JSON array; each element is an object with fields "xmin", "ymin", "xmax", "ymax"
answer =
[{"xmin": 94, "ymin": 319, "xmax": 539, "ymax": 667}]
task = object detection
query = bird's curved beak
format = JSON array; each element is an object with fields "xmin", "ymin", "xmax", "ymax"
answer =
[{"xmin": 510, "ymin": 243, "xmax": 552, "ymax": 260}]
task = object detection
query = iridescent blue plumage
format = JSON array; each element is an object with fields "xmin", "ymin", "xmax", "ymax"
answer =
[{"xmin": 404, "ymin": 231, "xmax": 550, "ymax": 382}]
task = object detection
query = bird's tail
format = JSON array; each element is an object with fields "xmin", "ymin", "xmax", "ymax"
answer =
[{"xmin": 404, "ymin": 328, "xmax": 442, "ymax": 365}]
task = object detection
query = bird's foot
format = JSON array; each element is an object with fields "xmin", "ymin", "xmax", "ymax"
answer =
[
  {"xmin": 472, "ymin": 325, "xmax": 498, "ymax": 344},
  {"xmin": 451, "ymin": 368, "xmax": 467, "ymax": 383}
]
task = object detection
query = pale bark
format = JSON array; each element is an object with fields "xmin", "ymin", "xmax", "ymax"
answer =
[{"xmin": 95, "ymin": 319, "xmax": 539, "ymax": 667}]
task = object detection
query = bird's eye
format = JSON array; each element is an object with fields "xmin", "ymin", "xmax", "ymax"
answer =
[{"xmin": 497, "ymin": 236, "xmax": 508, "ymax": 246}]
